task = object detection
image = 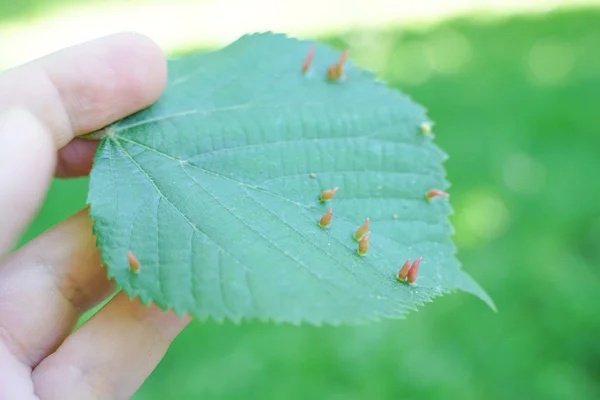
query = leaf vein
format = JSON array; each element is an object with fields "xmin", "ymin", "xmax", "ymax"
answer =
[
  {"xmin": 180, "ymin": 166, "xmax": 372, "ymax": 301},
  {"xmin": 113, "ymin": 137, "xmax": 258, "ymax": 312},
  {"xmin": 155, "ymin": 196, "xmax": 163, "ymax": 299},
  {"xmin": 257, "ymin": 170, "xmax": 440, "ymax": 186},
  {"xmin": 243, "ymin": 187, "xmax": 392, "ymax": 297},
  {"xmin": 111, "ymin": 102, "xmax": 323, "ymax": 133}
]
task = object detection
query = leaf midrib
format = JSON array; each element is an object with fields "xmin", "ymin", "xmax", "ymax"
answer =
[{"xmin": 109, "ymin": 102, "xmax": 322, "ymax": 133}]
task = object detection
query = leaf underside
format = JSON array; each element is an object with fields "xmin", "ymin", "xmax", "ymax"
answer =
[{"xmin": 87, "ymin": 32, "xmax": 493, "ymax": 325}]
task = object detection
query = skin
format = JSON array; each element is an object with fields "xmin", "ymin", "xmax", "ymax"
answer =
[{"xmin": 0, "ymin": 32, "xmax": 191, "ymax": 399}]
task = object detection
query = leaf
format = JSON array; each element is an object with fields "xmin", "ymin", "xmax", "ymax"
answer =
[{"xmin": 87, "ymin": 32, "xmax": 494, "ymax": 324}]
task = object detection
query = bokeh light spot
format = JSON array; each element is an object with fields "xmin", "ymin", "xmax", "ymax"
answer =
[
  {"xmin": 345, "ymin": 30, "xmax": 395, "ymax": 76},
  {"xmin": 426, "ymin": 28, "xmax": 472, "ymax": 73},
  {"xmin": 528, "ymin": 39, "xmax": 575, "ymax": 84},
  {"xmin": 454, "ymin": 190, "xmax": 510, "ymax": 247},
  {"xmin": 389, "ymin": 40, "xmax": 433, "ymax": 85},
  {"xmin": 502, "ymin": 152, "xmax": 547, "ymax": 194}
]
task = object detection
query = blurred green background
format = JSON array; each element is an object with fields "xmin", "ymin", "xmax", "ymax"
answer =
[{"xmin": 2, "ymin": 1, "xmax": 600, "ymax": 399}]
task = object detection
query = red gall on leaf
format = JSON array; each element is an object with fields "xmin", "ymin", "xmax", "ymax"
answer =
[
  {"xmin": 397, "ymin": 258, "xmax": 411, "ymax": 281},
  {"xmin": 357, "ymin": 231, "xmax": 371, "ymax": 256},
  {"xmin": 327, "ymin": 65, "xmax": 339, "ymax": 81},
  {"xmin": 353, "ymin": 217, "xmax": 370, "ymax": 241},
  {"xmin": 127, "ymin": 250, "xmax": 140, "ymax": 274},
  {"xmin": 319, "ymin": 208, "xmax": 333, "ymax": 228},
  {"xmin": 301, "ymin": 44, "xmax": 315, "ymax": 73},
  {"xmin": 327, "ymin": 49, "xmax": 349, "ymax": 81},
  {"xmin": 334, "ymin": 49, "xmax": 349, "ymax": 75},
  {"xmin": 320, "ymin": 187, "xmax": 338, "ymax": 201},
  {"xmin": 425, "ymin": 189, "xmax": 450, "ymax": 201},
  {"xmin": 407, "ymin": 257, "xmax": 423, "ymax": 284}
]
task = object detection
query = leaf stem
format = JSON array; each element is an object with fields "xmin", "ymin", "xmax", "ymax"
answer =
[{"xmin": 79, "ymin": 128, "xmax": 107, "ymax": 141}]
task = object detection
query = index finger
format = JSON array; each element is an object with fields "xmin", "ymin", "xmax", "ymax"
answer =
[{"xmin": 0, "ymin": 31, "xmax": 167, "ymax": 150}]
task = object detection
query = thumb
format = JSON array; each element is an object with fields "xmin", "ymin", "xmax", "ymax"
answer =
[{"xmin": 0, "ymin": 108, "xmax": 56, "ymax": 255}]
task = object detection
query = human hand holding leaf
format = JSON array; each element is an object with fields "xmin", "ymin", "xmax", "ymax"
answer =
[{"xmin": 87, "ymin": 32, "xmax": 494, "ymax": 324}]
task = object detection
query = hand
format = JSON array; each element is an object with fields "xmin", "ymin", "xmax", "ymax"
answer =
[{"xmin": 0, "ymin": 33, "xmax": 191, "ymax": 399}]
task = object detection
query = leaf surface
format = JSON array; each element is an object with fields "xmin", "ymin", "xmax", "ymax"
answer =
[{"xmin": 88, "ymin": 32, "xmax": 493, "ymax": 324}]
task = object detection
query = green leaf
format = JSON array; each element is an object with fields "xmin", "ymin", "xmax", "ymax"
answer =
[{"xmin": 88, "ymin": 32, "xmax": 494, "ymax": 324}]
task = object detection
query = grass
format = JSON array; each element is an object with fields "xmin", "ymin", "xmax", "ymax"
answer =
[{"xmin": 7, "ymin": 5, "xmax": 600, "ymax": 400}]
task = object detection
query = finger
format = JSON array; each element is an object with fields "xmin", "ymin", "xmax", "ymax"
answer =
[
  {"xmin": 0, "ymin": 108, "xmax": 55, "ymax": 255},
  {"xmin": 0, "ymin": 208, "xmax": 115, "ymax": 367},
  {"xmin": 55, "ymin": 139, "xmax": 99, "ymax": 178},
  {"xmin": 0, "ymin": 340, "xmax": 35, "ymax": 399},
  {"xmin": 32, "ymin": 294, "xmax": 191, "ymax": 399},
  {"xmin": 0, "ymin": 31, "xmax": 167, "ymax": 150},
  {"xmin": 0, "ymin": 31, "xmax": 167, "ymax": 367}
]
